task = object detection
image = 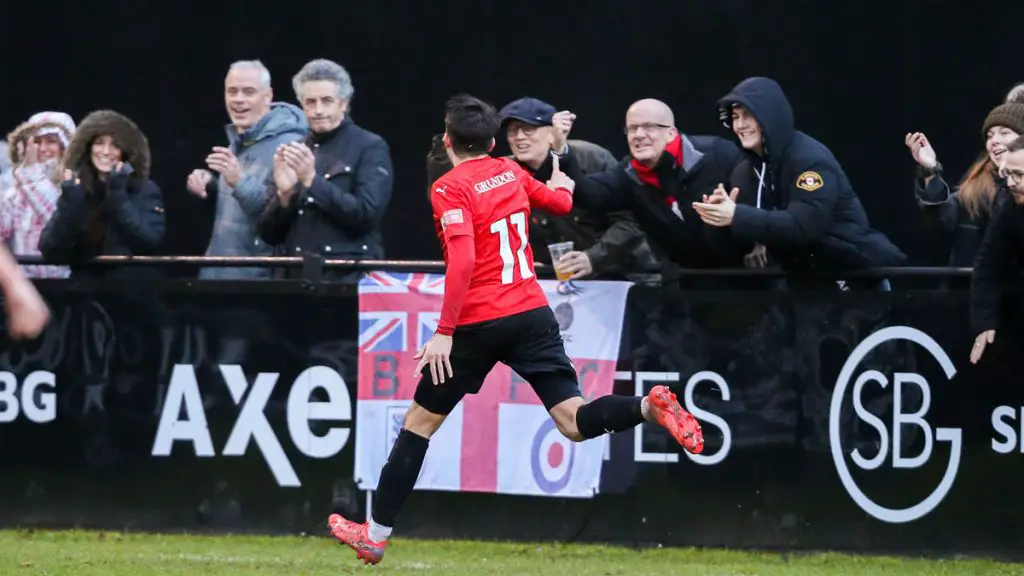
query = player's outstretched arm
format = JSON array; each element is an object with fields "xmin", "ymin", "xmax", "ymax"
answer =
[
  {"xmin": 0, "ymin": 245, "xmax": 50, "ymax": 340},
  {"xmin": 525, "ymin": 155, "xmax": 574, "ymax": 216}
]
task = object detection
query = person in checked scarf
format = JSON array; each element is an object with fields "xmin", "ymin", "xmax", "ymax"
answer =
[{"xmin": 1, "ymin": 111, "xmax": 76, "ymax": 278}]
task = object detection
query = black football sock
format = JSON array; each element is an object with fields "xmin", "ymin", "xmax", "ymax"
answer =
[
  {"xmin": 575, "ymin": 395, "xmax": 645, "ymax": 439},
  {"xmin": 369, "ymin": 429, "xmax": 429, "ymax": 532}
]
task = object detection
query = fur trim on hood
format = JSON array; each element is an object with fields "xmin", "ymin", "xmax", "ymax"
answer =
[
  {"xmin": 6, "ymin": 118, "xmax": 76, "ymax": 167},
  {"xmin": 65, "ymin": 110, "xmax": 150, "ymax": 181}
]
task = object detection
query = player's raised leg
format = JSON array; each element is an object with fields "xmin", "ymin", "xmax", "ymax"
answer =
[
  {"xmin": 544, "ymin": 383, "xmax": 703, "ymax": 453},
  {"xmin": 508, "ymin": 307, "xmax": 703, "ymax": 453},
  {"xmin": 564, "ymin": 386, "xmax": 703, "ymax": 452}
]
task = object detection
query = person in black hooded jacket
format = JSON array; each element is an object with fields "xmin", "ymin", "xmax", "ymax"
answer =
[
  {"xmin": 693, "ymin": 77, "xmax": 905, "ymax": 283},
  {"xmin": 39, "ymin": 110, "xmax": 165, "ymax": 278}
]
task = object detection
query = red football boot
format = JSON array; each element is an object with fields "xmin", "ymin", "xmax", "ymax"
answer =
[
  {"xmin": 646, "ymin": 385, "xmax": 704, "ymax": 454},
  {"xmin": 328, "ymin": 513, "xmax": 388, "ymax": 565}
]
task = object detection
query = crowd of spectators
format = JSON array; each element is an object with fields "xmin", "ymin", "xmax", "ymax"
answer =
[
  {"xmin": 2, "ymin": 61, "xmax": 1023, "ymax": 360},
  {"xmin": 1, "ymin": 59, "xmax": 393, "ymax": 282}
]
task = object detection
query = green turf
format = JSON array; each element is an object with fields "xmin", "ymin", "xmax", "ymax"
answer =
[{"xmin": 2, "ymin": 530, "xmax": 1023, "ymax": 575}]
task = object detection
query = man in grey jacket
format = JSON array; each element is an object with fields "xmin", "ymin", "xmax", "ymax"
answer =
[{"xmin": 187, "ymin": 60, "xmax": 309, "ymax": 279}]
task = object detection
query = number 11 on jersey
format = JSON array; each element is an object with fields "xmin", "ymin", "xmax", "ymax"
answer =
[{"xmin": 490, "ymin": 211, "xmax": 533, "ymax": 285}]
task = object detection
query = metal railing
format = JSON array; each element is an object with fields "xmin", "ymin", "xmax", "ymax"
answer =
[{"xmin": 13, "ymin": 255, "xmax": 975, "ymax": 279}]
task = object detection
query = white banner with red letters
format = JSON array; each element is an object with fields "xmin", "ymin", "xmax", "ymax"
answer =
[{"xmin": 354, "ymin": 272, "xmax": 630, "ymax": 498}]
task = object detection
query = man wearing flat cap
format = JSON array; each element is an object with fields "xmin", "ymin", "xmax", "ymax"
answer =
[{"xmin": 499, "ymin": 96, "xmax": 656, "ymax": 281}]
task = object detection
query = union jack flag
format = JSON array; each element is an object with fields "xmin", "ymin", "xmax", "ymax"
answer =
[
  {"xmin": 355, "ymin": 272, "xmax": 632, "ymax": 498},
  {"xmin": 359, "ymin": 271, "xmax": 446, "ymax": 295},
  {"xmin": 358, "ymin": 273, "xmax": 445, "ymax": 352}
]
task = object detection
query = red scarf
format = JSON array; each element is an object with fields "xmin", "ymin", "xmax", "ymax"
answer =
[{"xmin": 630, "ymin": 134, "xmax": 683, "ymax": 206}]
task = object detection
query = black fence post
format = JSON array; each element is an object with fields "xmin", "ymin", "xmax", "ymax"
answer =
[{"xmin": 301, "ymin": 253, "xmax": 325, "ymax": 284}]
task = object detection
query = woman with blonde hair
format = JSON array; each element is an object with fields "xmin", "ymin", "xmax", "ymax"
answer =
[
  {"xmin": 0, "ymin": 112, "xmax": 76, "ymax": 278},
  {"xmin": 905, "ymin": 98, "xmax": 1024, "ymax": 268}
]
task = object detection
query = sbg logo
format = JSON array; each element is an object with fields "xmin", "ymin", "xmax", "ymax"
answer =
[
  {"xmin": 0, "ymin": 371, "xmax": 57, "ymax": 423},
  {"xmin": 829, "ymin": 326, "xmax": 962, "ymax": 524}
]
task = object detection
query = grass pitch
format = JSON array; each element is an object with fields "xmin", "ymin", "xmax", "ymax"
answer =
[{"xmin": 2, "ymin": 530, "xmax": 1023, "ymax": 575}]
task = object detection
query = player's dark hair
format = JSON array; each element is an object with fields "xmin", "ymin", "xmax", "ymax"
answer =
[{"xmin": 444, "ymin": 94, "xmax": 499, "ymax": 157}]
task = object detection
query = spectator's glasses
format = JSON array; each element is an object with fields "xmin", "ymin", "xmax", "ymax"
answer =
[
  {"xmin": 625, "ymin": 123, "xmax": 671, "ymax": 136},
  {"xmin": 506, "ymin": 124, "xmax": 539, "ymax": 137},
  {"xmin": 1003, "ymin": 169, "xmax": 1024, "ymax": 186}
]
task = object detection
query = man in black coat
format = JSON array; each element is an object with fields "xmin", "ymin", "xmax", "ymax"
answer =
[
  {"xmin": 260, "ymin": 59, "xmax": 393, "ymax": 280},
  {"xmin": 693, "ymin": 77, "xmax": 905, "ymax": 279},
  {"xmin": 571, "ymin": 98, "xmax": 745, "ymax": 274}
]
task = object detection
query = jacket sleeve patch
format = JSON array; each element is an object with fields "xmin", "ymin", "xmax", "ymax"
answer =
[{"xmin": 796, "ymin": 171, "xmax": 824, "ymax": 192}]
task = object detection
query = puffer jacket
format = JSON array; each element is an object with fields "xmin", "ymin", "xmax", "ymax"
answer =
[
  {"xmin": 200, "ymin": 102, "xmax": 309, "ymax": 279},
  {"xmin": 39, "ymin": 110, "xmax": 165, "ymax": 279},
  {"xmin": 716, "ymin": 77, "xmax": 906, "ymax": 271}
]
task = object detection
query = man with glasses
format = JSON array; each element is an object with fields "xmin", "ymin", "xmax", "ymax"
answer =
[
  {"xmin": 571, "ymin": 98, "xmax": 746, "ymax": 273},
  {"xmin": 498, "ymin": 97, "xmax": 657, "ymax": 280},
  {"xmin": 971, "ymin": 135, "xmax": 1024, "ymax": 364},
  {"xmin": 1000, "ymin": 152, "xmax": 1024, "ymax": 191}
]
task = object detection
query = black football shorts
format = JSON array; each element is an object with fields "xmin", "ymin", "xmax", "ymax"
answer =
[{"xmin": 413, "ymin": 305, "xmax": 581, "ymax": 415}]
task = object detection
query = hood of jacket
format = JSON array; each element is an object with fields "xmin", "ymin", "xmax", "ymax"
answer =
[
  {"xmin": 65, "ymin": 110, "xmax": 151, "ymax": 182},
  {"xmin": 717, "ymin": 77, "xmax": 796, "ymax": 161},
  {"xmin": 6, "ymin": 116, "xmax": 77, "ymax": 167},
  {"xmin": 226, "ymin": 102, "xmax": 309, "ymax": 149}
]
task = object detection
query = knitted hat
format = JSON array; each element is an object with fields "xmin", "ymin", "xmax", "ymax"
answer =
[{"xmin": 982, "ymin": 103, "xmax": 1024, "ymax": 137}]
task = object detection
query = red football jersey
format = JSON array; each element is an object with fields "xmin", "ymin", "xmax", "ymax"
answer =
[{"xmin": 430, "ymin": 156, "xmax": 573, "ymax": 327}]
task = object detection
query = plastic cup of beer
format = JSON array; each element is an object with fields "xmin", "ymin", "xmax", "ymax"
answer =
[{"xmin": 548, "ymin": 241, "xmax": 575, "ymax": 282}]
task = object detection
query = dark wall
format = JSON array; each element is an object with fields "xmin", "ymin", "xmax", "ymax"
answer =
[
  {"xmin": 1, "ymin": 279, "xmax": 1023, "ymax": 554},
  {"xmin": 2, "ymin": 0, "xmax": 1020, "ymax": 265}
]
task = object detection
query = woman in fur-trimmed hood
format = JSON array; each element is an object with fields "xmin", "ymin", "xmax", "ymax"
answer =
[
  {"xmin": 39, "ymin": 110, "xmax": 166, "ymax": 278},
  {"xmin": 63, "ymin": 109, "xmax": 151, "ymax": 190}
]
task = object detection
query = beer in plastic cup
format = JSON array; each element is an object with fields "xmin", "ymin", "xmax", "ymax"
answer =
[{"xmin": 548, "ymin": 241, "xmax": 575, "ymax": 282}]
